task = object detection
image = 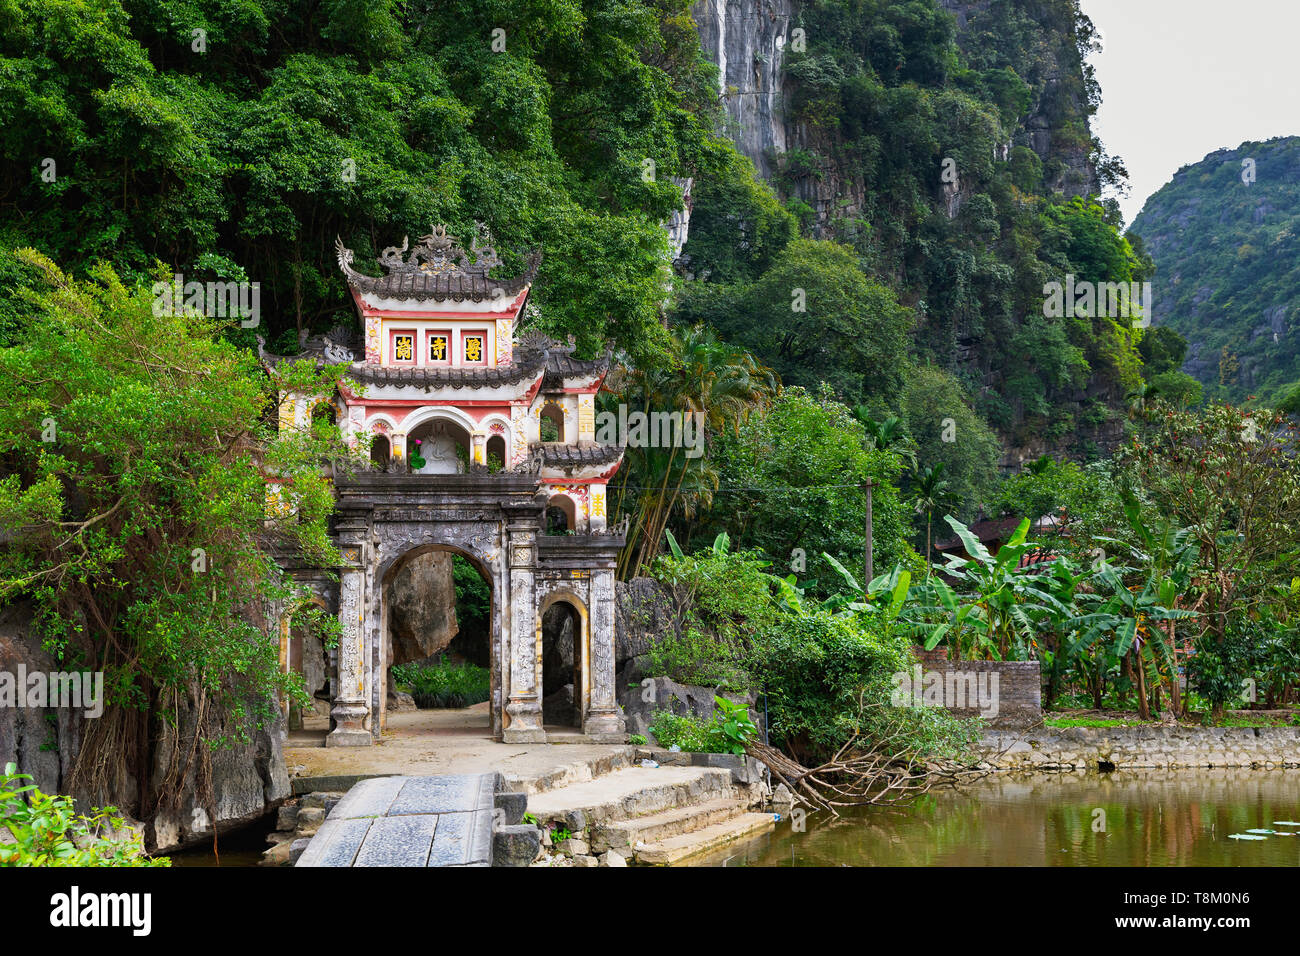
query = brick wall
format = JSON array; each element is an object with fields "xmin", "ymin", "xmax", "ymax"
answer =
[{"xmin": 910, "ymin": 650, "xmax": 1041, "ymax": 729}]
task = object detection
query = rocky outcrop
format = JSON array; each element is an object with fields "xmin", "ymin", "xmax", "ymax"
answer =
[
  {"xmin": 614, "ymin": 576, "xmax": 680, "ymax": 679},
  {"xmin": 693, "ymin": 0, "xmax": 1098, "ymax": 225},
  {"xmin": 0, "ymin": 601, "xmax": 290, "ymax": 853},
  {"xmin": 620, "ymin": 675, "xmax": 728, "ymax": 741},
  {"xmin": 147, "ymin": 684, "xmax": 290, "ymax": 851},
  {"xmin": 692, "ymin": 0, "xmax": 795, "ymax": 181},
  {"xmin": 0, "ymin": 603, "xmax": 81, "ymax": 793},
  {"xmin": 386, "ymin": 550, "xmax": 459, "ymax": 665}
]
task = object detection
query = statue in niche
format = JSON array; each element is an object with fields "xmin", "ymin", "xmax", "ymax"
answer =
[{"xmin": 416, "ymin": 421, "xmax": 464, "ymax": 475}]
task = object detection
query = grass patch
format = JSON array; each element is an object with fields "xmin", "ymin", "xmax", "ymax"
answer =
[
  {"xmin": 391, "ymin": 657, "xmax": 489, "ymax": 709},
  {"xmin": 1044, "ymin": 717, "xmax": 1150, "ymax": 728}
]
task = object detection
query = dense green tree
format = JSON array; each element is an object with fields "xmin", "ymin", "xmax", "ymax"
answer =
[
  {"xmin": 0, "ymin": 250, "xmax": 348, "ymax": 802},
  {"xmin": 692, "ymin": 385, "xmax": 913, "ymax": 591},
  {"xmin": 712, "ymin": 239, "xmax": 914, "ymax": 406},
  {"xmin": 0, "ymin": 0, "xmax": 742, "ymax": 365},
  {"xmin": 900, "ymin": 366, "xmax": 1001, "ymax": 519}
]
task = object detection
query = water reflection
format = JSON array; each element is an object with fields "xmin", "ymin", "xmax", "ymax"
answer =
[{"xmin": 687, "ymin": 770, "xmax": 1300, "ymax": 867}]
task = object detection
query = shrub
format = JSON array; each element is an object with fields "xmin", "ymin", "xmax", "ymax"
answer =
[
  {"xmin": 0, "ymin": 764, "xmax": 168, "ymax": 867},
  {"xmin": 648, "ymin": 697, "xmax": 756, "ymax": 755},
  {"xmin": 648, "ymin": 539, "xmax": 781, "ymax": 690},
  {"xmin": 750, "ymin": 610, "xmax": 976, "ymax": 764},
  {"xmin": 391, "ymin": 657, "xmax": 489, "ymax": 709}
]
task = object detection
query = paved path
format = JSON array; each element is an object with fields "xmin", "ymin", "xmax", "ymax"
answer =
[
  {"xmin": 296, "ymin": 773, "xmax": 497, "ymax": 867},
  {"xmin": 285, "ymin": 704, "xmax": 632, "ymax": 792}
]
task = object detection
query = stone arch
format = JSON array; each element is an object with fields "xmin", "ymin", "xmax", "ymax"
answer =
[
  {"xmin": 539, "ymin": 400, "xmax": 565, "ymax": 443},
  {"xmin": 537, "ymin": 591, "xmax": 590, "ymax": 729},
  {"xmin": 486, "ymin": 434, "xmax": 507, "ymax": 470},
  {"xmin": 407, "ymin": 416, "xmax": 472, "ymax": 474},
  {"xmin": 403, "ymin": 404, "xmax": 478, "ymax": 435},
  {"xmin": 372, "ymin": 529, "xmax": 506, "ymax": 737},
  {"xmin": 369, "ymin": 433, "xmax": 391, "ymax": 469},
  {"xmin": 279, "ymin": 594, "xmax": 333, "ymax": 731},
  {"xmin": 310, "ymin": 396, "xmax": 340, "ymax": 427},
  {"xmin": 546, "ymin": 493, "xmax": 577, "ymax": 533}
]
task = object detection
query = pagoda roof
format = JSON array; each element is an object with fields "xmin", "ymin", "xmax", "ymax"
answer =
[
  {"xmin": 539, "ymin": 442, "xmax": 624, "ymax": 468},
  {"xmin": 544, "ymin": 347, "xmax": 611, "ymax": 387},
  {"xmin": 335, "ymin": 225, "xmax": 539, "ymax": 304},
  {"xmin": 347, "ymin": 348, "xmax": 547, "ymax": 390}
]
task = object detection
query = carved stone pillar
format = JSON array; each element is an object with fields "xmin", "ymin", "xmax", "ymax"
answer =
[
  {"xmin": 328, "ymin": 533, "xmax": 372, "ymax": 747},
  {"xmin": 503, "ymin": 527, "xmax": 546, "ymax": 743},
  {"xmin": 583, "ymin": 568, "xmax": 625, "ymax": 737}
]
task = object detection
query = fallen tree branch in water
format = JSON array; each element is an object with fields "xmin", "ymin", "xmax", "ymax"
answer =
[{"xmin": 745, "ymin": 697, "xmax": 1025, "ymax": 816}]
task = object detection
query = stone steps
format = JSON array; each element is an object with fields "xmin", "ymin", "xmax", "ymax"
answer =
[
  {"xmin": 525, "ymin": 765, "xmax": 737, "ymax": 828},
  {"xmin": 504, "ymin": 749, "xmax": 637, "ymax": 796},
  {"xmin": 633, "ymin": 813, "xmax": 776, "ymax": 865},
  {"xmin": 591, "ymin": 796, "xmax": 750, "ymax": 853}
]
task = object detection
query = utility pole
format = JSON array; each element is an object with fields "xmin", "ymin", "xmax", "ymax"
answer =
[{"xmin": 863, "ymin": 478, "xmax": 874, "ymax": 587}]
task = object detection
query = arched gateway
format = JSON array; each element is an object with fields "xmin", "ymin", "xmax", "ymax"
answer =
[{"xmin": 264, "ymin": 226, "xmax": 627, "ymax": 745}]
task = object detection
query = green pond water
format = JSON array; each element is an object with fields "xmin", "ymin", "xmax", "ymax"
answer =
[{"xmin": 685, "ymin": 770, "xmax": 1300, "ymax": 867}]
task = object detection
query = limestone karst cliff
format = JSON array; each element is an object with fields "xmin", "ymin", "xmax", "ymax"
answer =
[{"xmin": 692, "ymin": 0, "xmax": 1099, "ymax": 230}]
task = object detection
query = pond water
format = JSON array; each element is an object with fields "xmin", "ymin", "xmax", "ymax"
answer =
[{"xmin": 686, "ymin": 770, "xmax": 1300, "ymax": 867}]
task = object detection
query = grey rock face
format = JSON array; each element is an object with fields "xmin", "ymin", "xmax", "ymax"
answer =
[
  {"xmin": 387, "ymin": 550, "xmax": 459, "ymax": 666},
  {"xmin": 619, "ymin": 676, "xmax": 722, "ymax": 742},
  {"xmin": 614, "ymin": 577, "xmax": 678, "ymax": 669},
  {"xmin": 494, "ymin": 790, "xmax": 528, "ymax": 826},
  {"xmin": 692, "ymin": 0, "xmax": 794, "ymax": 180},
  {"xmin": 1, "ymin": 600, "xmax": 290, "ymax": 854}
]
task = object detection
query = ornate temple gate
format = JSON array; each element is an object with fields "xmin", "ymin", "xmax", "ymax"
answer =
[
  {"xmin": 323, "ymin": 472, "xmax": 626, "ymax": 747},
  {"xmin": 267, "ymin": 226, "xmax": 629, "ymax": 748}
]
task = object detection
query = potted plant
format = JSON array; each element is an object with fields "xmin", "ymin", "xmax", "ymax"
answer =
[{"xmin": 408, "ymin": 439, "xmax": 426, "ymax": 471}]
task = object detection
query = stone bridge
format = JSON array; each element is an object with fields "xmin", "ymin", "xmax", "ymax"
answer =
[{"xmin": 295, "ymin": 772, "xmax": 537, "ymax": 867}]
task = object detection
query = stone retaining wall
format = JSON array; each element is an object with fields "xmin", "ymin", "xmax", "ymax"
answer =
[{"xmin": 979, "ymin": 725, "xmax": 1300, "ymax": 770}]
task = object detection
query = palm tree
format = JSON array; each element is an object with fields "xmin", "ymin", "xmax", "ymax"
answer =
[
  {"xmin": 853, "ymin": 409, "xmax": 916, "ymax": 468},
  {"xmin": 913, "ymin": 462, "xmax": 951, "ymax": 571},
  {"xmin": 608, "ymin": 326, "xmax": 777, "ymax": 577},
  {"xmin": 1125, "ymin": 381, "xmax": 1160, "ymax": 418}
]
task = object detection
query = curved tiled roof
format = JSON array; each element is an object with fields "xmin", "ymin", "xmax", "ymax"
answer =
[
  {"xmin": 539, "ymin": 442, "xmax": 624, "ymax": 467},
  {"xmin": 336, "ymin": 228, "xmax": 539, "ymax": 303},
  {"xmin": 344, "ymin": 264, "xmax": 537, "ymax": 303},
  {"xmin": 347, "ymin": 349, "xmax": 546, "ymax": 389},
  {"xmin": 543, "ymin": 348, "xmax": 611, "ymax": 388}
]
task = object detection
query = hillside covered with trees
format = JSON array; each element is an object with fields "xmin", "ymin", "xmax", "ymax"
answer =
[{"xmin": 1130, "ymin": 135, "xmax": 1300, "ymax": 408}]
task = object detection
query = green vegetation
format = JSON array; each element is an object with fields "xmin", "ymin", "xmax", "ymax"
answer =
[
  {"xmin": 0, "ymin": 253, "xmax": 348, "ymax": 803},
  {"xmin": 647, "ymin": 534, "xmax": 977, "ymax": 765},
  {"xmin": 1130, "ymin": 136, "xmax": 1300, "ymax": 405},
  {"xmin": 391, "ymin": 657, "xmax": 490, "ymax": 709},
  {"xmin": 648, "ymin": 697, "xmax": 756, "ymax": 755},
  {"xmin": 0, "ymin": 763, "xmax": 168, "ymax": 867}
]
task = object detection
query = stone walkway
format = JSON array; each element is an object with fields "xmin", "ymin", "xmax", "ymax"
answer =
[
  {"xmin": 295, "ymin": 773, "xmax": 497, "ymax": 867},
  {"xmin": 285, "ymin": 704, "xmax": 635, "ymax": 793}
]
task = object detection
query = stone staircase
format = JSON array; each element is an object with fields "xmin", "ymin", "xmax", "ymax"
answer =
[{"xmin": 521, "ymin": 753, "xmax": 774, "ymax": 866}]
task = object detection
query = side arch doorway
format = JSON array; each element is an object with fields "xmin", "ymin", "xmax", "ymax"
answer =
[{"xmin": 540, "ymin": 595, "xmax": 588, "ymax": 731}]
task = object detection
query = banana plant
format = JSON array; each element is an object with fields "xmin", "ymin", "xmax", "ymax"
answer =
[
  {"xmin": 1070, "ymin": 562, "xmax": 1198, "ymax": 717},
  {"xmin": 924, "ymin": 515, "xmax": 1071, "ymax": 660}
]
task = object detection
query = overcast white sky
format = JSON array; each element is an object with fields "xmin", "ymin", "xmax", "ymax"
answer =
[{"xmin": 1079, "ymin": 0, "xmax": 1300, "ymax": 227}]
